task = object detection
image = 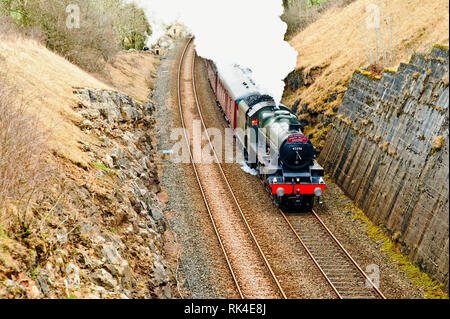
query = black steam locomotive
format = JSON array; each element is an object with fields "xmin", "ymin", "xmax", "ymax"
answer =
[{"xmin": 206, "ymin": 60, "xmax": 325, "ymax": 209}]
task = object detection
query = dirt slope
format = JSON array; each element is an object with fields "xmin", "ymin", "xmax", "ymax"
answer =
[
  {"xmin": 0, "ymin": 36, "xmax": 111, "ymax": 168},
  {"xmin": 101, "ymin": 51, "xmax": 158, "ymax": 104},
  {"xmin": 0, "ymin": 36, "xmax": 158, "ymax": 167}
]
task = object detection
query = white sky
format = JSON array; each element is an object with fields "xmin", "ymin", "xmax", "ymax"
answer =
[{"xmin": 130, "ymin": 0, "xmax": 298, "ymax": 104}]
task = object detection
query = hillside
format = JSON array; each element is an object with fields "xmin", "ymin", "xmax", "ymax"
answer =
[
  {"xmin": 283, "ymin": 0, "xmax": 449, "ymax": 151},
  {"xmin": 0, "ymin": 35, "xmax": 176, "ymax": 299},
  {"xmin": 0, "ymin": 36, "xmax": 110, "ymax": 168},
  {"xmin": 101, "ymin": 51, "xmax": 159, "ymax": 104},
  {"xmin": 0, "ymin": 37, "xmax": 158, "ymax": 168}
]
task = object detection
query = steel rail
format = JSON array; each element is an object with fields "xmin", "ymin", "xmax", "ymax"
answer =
[
  {"xmin": 177, "ymin": 38, "xmax": 244, "ymax": 298},
  {"xmin": 185, "ymin": 40, "xmax": 384, "ymax": 299},
  {"xmin": 279, "ymin": 206, "xmax": 386, "ymax": 299},
  {"xmin": 278, "ymin": 209, "xmax": 343, "ymax": 298},
  {"xmin": 311, "ymin": 209, "xmax": 386, "ymax": 299},
  {"xmin": 253, "ymin": 133, "xmax": 384, "ymax": 299}
]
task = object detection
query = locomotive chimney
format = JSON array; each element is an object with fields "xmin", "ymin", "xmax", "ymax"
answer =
[{"xmin": 289, "ymin": 123, "xmax": 303, "ymax": 132}]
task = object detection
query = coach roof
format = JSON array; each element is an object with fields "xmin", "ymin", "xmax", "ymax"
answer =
[{"xmin": 216, "ymin": 63, "xmax": 261, "ymax": 102}]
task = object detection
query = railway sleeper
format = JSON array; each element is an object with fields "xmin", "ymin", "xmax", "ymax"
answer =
[
  {"xmin": 333, "ymin": 286, "xmax": 376, "ymax": 291},
  {"xmin": 311, "ymin": 254, "xmax": 345, "ymax": 259},
  {"xmin": 327, "ymin": 272, "xmax": 362, "ymax": 277},
  {"xmin": 340, "ymin": 291, "xmax": 376, "ymax": 296},
  {"xmin": 332, "ymin": 281, "xmax": 368, "ymax": 290},
  {"xmin": 332, "ymin": 283, "xmax": 369, "ymax": 289},
  {"xmin": 320, "ymin": 261, "xmax": 353, "ymax": 265},
  {"xmin": 314, "ymin": 257, "xmax": 348, "ymax": 261},
  {"xmin": 310, "ymin": 255, "xmax": 345, "ymax": 259},
  {"xmin": 304, "ymin": 241, "xmax": 339, "ymax": 245},
  {"xmin": 306, "ymin": 246, "xmax": 340, "ymax": 250},
  {"xmin": 319, "ymin": 264, "xmax": 352, "ymax": 268},
  {"xmin": 307, "ymin": 244, "xmax": 340, "ymax": 247},
  {"xmin": 319, "ymin": 264, "xmax": 354, "ymax": 269},
  {"xmin": 342, "ymin": 296, "xmax": 377, "ymax": 299},
  {"xmin": 300, "ymin": 236, "xmax": 330, "ymax": 239},
  {"xmin": 340, "ymin": 292, "xmax": 377, "ymax": 298},
  {"xmin": 332, "ymin": 282, "xmax": 367, "ymax": 286},
  {"xmin": 301, "ymin": 234, "xmax": 332, "ymax": 238},
  {"xmin": 307, "ymin": 249, "xmax": 343, "ymax": 254},
  {"xmin": 341, "ymin": 290, "xmax": 377, "ymax": 295},
  {"xmin": 322, "ymin": 268, "xmax": 354, "ymax": 274},
  {"xmin": 330, "ymin": 279, "xmax": 363, "ymax": 284},
  {"xmin": 323, "ymin": 264, "xmax": 357, "ymax": 268},
  {"xmin": 307, "ymin": 246, "xmax": 341, "ymax": 250},
  {"xmin": 321, "ymin": 264, "xmax": 354, "ymax": 268},
  {"xmin": 327, "ymin": 275, "xmax": 361, "ymax": 280}
]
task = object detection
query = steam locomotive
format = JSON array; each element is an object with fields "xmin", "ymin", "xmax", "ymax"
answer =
[{"xmin": 206, "ymin": 60, "xmax": 326, "ymax": 209}]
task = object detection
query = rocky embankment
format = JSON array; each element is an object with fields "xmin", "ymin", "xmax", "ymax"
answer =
[
  {"xmin": 0, "ymin": 88, "xmax": 176, "ymax": 299},
  {"xmin": 319, "ymin": 45, "xmax": 449, "ymax": 289}
]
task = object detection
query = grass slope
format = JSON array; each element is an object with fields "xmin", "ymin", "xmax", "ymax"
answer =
[
  {"xmin": 0, "ymin": 35, "xmax": 157, "ymax": 168},
  {"xmin": 284, "ymin": 0, "xmax": 449, "ymax": 150}
]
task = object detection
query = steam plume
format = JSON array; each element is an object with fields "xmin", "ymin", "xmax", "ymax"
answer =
[{"xmin": 132, "ymin": 0, "xmax": 298, "ymax": 105}]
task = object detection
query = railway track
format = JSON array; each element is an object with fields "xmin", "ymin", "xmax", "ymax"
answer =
[
  {"xmin": 179, "ymin": 38, "xmax": 385, "ymax": 299},
  {"xmin": 177, "ymin": 38, "xmax": 286, "ymax": 299},
  {"xmin": 280, "ymin": 210, "xmax": 386, "ymax": 299}
]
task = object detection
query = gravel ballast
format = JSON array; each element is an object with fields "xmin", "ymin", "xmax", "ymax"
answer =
[{"xmin": 154, "ymin": 40, "xmax": 238, "ymax": 299}]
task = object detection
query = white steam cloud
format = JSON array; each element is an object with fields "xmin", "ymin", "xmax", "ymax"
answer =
[{"xmin": 132, "ymin": 0, "xmax": 298, "ymax": 105}]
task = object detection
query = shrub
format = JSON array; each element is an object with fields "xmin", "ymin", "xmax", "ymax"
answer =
[
  {"xmin": 1, "ymin": 0, "xmax": 151, "ymax": 72},
  {"xmin": 431, "ymin": 136, "xmax": 445, "ymax": 154},
  {"xmin": 0, "ymin": 13, "xmax": 17, "ymax": 34},
  {"xmin": 115, "ymin": 2, "xmax": 151, "ymax": 51},
  {"xmin": 0, "ymin": 78, "xmax": 50, "ymax": 229},
  {"xmin": 282, "ymin": 0, "xmax": 357, "ymax": 39}
]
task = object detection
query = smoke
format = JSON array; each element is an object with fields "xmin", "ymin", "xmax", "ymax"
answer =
[
  {"xmin": 128, "ymin": 0, "xmax": 182, "ymax": 46},
  {"xmin": 131, "ymin": 0, "xmax": 298, "ymax": 105}
]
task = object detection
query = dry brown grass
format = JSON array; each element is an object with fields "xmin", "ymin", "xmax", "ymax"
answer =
[
  {"xmin": 431, "ymin": 136, "xmax": 445, "ymax": 153},
  {"xmin": 0, "ymin": 79, "xmax": 50, "ymax": 230},
  {"xmin": 0, "ymin": 20, "xmax": 161, "ymax": 298},
  {"xmin": 0, "ymin": 36, "xmax": 111, "ymax": 168},
  {"xmin": 283, "ymin": 0, "xmax": 449, "ymax": 153},
  {"xmin": 0, "ymin": 33, "xmax": 160, "ymax": 169},
  {"xmin": 0, "ymin": 14, "xmax": 17, "ymax": 35},
  {"xmin": 1, "ymin": 0, "xmax": 147, "ymax": 73},
  {"xmin": 100, "ymin": 52, "xmax": 159, "ymax": 103},
  {"xmin": 284, "ymin": 0, "xmax": 449, "ymax": 110}
]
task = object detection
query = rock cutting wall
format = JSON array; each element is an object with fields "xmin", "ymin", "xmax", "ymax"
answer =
[
  {"xmin": 0, "ymin": 88, "xmax": 176, "ymax": 299},
  {"xmin": 319, "ymin": 45, "xmax": 449, "ymax": 287}
]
